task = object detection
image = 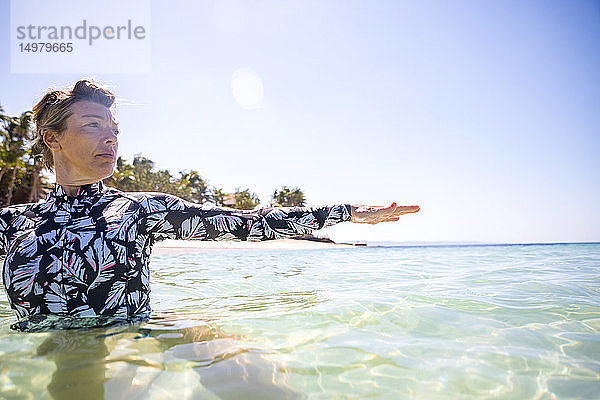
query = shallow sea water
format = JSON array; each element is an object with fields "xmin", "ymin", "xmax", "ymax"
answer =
[{"xmin": 1, "ymin": 243, "xmax": 599, "ymax": 399}]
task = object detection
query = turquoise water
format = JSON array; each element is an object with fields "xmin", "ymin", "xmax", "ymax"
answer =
[{"xmin": 1, "ymin": 243, "xmax": 599, "ymax": 399}]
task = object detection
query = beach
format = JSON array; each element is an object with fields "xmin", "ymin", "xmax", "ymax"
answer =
[{"xmin": 153, "ymin": 238, "xmax": 354, "ymax": 253}]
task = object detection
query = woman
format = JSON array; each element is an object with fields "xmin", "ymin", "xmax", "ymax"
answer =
[{"xmin": 0, "ymin": 79, "xmax": 420, "ymax": 331}]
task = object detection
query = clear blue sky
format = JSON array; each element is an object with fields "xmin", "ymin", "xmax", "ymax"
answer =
[{"xmin": 1, "ymin": 0, "xmax": 599, "ymax": 244}]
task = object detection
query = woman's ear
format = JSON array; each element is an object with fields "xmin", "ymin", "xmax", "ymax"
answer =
[{"xmin": 43, "ymin": 130, "xmax": 61, "ymax": 151}]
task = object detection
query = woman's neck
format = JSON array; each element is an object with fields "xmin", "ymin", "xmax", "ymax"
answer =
[
  {"xmin": 54, "ymin": 169, "xmax": 102, "ymax": 196},
  {"xmin": 58, "ymin": 183, "xmax": 83, "ymax": 197}
]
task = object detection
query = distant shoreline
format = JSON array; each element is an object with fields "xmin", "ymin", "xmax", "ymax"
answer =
[
  {"xmin": 152, "ymin": 239, "xmax": 599, "ymax": 254},
  {"xmin": 362, "ymin": 241, "xmax": 600, "ymax": 248}
]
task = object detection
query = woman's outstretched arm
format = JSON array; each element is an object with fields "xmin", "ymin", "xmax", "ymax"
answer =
[
  {"xmin": 138, "ymin": 194, "xmax": 419, "ymax": 242},
  {"xmin": 139, "ymin": 193, "xmax": 352, "ymax": 241}
]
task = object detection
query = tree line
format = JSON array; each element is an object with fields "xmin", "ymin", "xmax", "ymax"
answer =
[{"xmin": 0, "ymin": 108, "xmax": 306, "ymax": 209}]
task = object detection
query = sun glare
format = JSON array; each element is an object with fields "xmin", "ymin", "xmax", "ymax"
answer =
[{"xmin": 230, "ymin": 68, "xmax": 265, "ymax": 109}]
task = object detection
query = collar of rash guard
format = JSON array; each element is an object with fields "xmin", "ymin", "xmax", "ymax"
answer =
[{"xmin": 50, "ymin": 181, "xmax": 105, "ymax": 203}]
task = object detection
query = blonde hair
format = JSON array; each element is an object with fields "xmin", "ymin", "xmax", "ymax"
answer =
[{"xmin": 32, "ymin": 79, "xmax": 116, "ymax": 169}]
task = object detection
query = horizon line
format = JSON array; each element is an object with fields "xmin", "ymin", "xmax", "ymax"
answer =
[{"xmin": 341, "ymin": 241, "xmax": 600, "ymax": 248}]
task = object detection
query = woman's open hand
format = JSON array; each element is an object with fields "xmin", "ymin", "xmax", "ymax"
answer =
[{"xmin": 350, "ymin": 202, "xmax": 420, "ymax": 224}]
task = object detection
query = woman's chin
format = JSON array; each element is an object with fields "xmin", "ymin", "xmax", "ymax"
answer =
[{"xmin": 88, "ymin": 164, "xmax": 116, "ymax": 182}]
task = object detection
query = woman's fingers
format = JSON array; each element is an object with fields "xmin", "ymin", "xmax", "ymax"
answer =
[{"xmin": 393, "ymin": 205, "xmax": 420, "ymax": 215}]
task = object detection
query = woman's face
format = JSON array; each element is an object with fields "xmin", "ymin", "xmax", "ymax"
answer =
[{"xmin": 50, "ymin": 100, "xmax": 119, "ymax": 185}]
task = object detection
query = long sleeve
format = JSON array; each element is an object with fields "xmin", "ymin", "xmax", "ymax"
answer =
[
  {"xmin": 137, "ymin": 193, "xmax": 352, "ymax": 242},
  {"xmin": 0, "ymin": 205, "xmax": 30, "ymax": 261},
  {"xmin": 0, "ymin": 207, "xmax": 9, "ymax": 260}
]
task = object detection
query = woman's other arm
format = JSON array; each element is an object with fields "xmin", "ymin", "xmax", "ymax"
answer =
[{"xmin": 0, "ymin": 205, "xmax": 31, "ymax": 260}]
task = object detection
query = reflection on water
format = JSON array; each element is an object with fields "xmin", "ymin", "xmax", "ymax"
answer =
[
  {"xmin": 12, "ymin": 315, "xmax": 299, "ymax": 400},
  {"xmin": 212, "ymin": 291, "xmax": 322, "ymax": 314},
  {"xmin": 1, "ymin": 244, "xmax": 600, "ymax": 399}
]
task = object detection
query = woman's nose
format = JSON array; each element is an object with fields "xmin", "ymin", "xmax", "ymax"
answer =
[{"xmin": 103, "ymin": 127, "xmax": 118, "ymax": 144}]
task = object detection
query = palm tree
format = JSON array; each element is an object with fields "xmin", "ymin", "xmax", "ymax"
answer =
[
  {"xmin": 104, "ymin": 156, "xmax": 136, "ymax": 191},
  {"xmin": 211, "ymin": 187, "xmax": 227, "ymax": 206},
  {"xmin": 0, "ymin": 106, "xmax": 12, "ymax": 184},
  {"xmin": 26, "ymin": 155, "xmax": 43, "ymax": 203},
  {"xmin": 1, "ymin": 111, "xmax": 32, "ymax": 205},
  {"xmin": 234, "ymin": 188, "xmax": 260, "ymax": 210},
  {"xmin": 132, "ymin": 155, "xmax": 155, "ymax": 191},
  {"xmin": 272, "ymin": 186, "xmax": 306, "ymax": 207},
  {"xmin": 178, "ymin": 170, "xmax": 209, "ymax": 204}
]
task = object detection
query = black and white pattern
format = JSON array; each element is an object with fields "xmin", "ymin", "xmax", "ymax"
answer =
[{"xmin": 0, "ymin": 182, "xmax": 351, "ymax": 328}]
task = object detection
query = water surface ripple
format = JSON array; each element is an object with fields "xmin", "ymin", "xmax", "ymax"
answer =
[{"xmin": 1, "ymin": 243, "xmax": 599, "ymax": 399}]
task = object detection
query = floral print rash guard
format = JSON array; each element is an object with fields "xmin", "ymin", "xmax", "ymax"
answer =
[{"xmin": 0, "ymin": 182, "xmax": 351, "ymax": 330}]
